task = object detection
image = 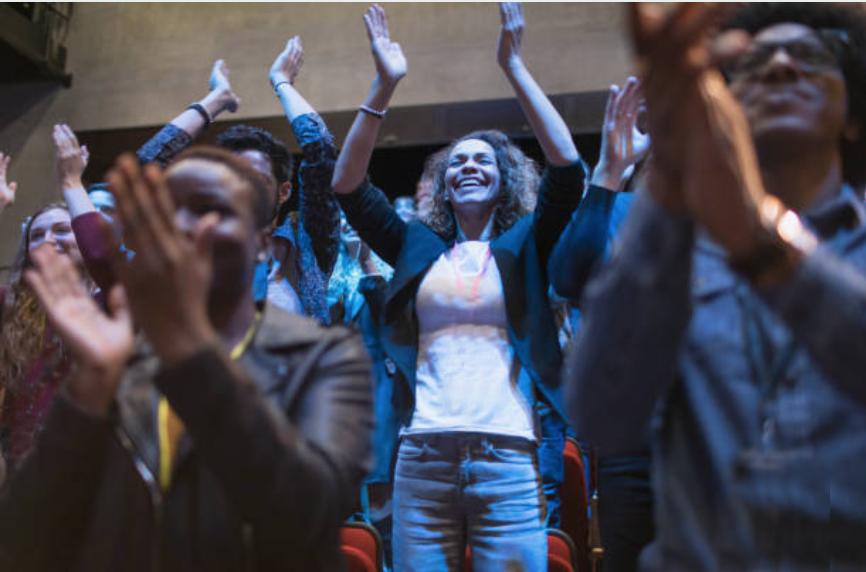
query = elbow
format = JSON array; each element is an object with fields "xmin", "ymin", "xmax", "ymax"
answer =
[{"xmin": 547, "ymin": 149, "xmax": 580, "ymax": 168}]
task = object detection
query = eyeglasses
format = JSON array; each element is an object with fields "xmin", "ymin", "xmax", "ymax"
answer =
[{"xmin": 725, "ymin": 28, "xmax": 850, "ymax": 81}]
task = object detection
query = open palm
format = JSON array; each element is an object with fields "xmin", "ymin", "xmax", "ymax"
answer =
[
  {"xmin": 364, "ymin": 4, "xmax": 406, "ymax": 84},
  {"xmin": 26, "ymin": 246, "xmax": 134, "ymax": 374},
  {"xmin": 0, "ymin": 152, "xmax": 18, "ymax": 211}
]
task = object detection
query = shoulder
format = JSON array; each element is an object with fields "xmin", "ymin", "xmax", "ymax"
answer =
[{"xmin": 256, "ymin": 303, "xmax": 361, "ymax": 350}]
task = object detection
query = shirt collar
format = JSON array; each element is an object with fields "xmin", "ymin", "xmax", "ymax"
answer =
[{"xmin": 801, "ymin": 184, "xmax": 866, "ymax": 239}]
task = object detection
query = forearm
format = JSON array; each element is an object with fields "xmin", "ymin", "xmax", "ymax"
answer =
[
  {"xmin": 331, "ymin": 77, "xmax": 398, "ymax": 195},
  {"xmin": 759, "ymin": 248, "xmax": 866, "ymax": 406},
  {"xmin": 548, "ymin": 185, "xmax": 618, "ymax": 302},
  {"xmin": 62, "ymin": 184, "xmax": 96, "ymax": 218},
  {"xmin": 168, "ymin": 89, "xmax": 229, "ymax": 138},
  {"xmin": 337, "ymin": 182, "xmax": 406, "ymax": 266},
  {"xmin": 276, "ymin": 83, "xmax": 315, "ymax": 124},
  {"xmin": 292, "ymin": 113, "xmax": 341, "ymax": 275},
  {"xmin": 566, "ymin": 192, "xmax": 693, "ymax": 455},
  {"xmin": 71, "ymin": 212, "xmax": 117, "ymax": 293},
  {"xmin": 503, "ymin": 59, "xmax": 578, "ymax": 166},
  {"xmin": 136, "ymin": 90, "xmax": 228, "ymax": 167},
  {"xmin": 533, "ymin": 159, "xmax": 588, "ymax": 266}
]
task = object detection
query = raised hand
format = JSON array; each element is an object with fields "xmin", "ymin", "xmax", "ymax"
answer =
[
  {"xmin": 106, "ymin": 154, "xmax": 219, "ymax": 366},
  {"xmin": 497, "ymin": 2, "xmax": 525, "ymax": 70},
  {"xmin": 364, "ymin": 4, "xmax": 406, "ymax": 86},
  {"xmin": 592, "ymin": 77, "xmax": 650, "ymax": 191},
  {"xmin": 270, "ymin": 36, "xmax": 305, "ymax": 87},
  {"xmin": 628, "ymin": 4, "xmax": 764, "ymax": 256},
  {"xmin": 25, "ymin": 245, "xmax": 133, "ymax": 414},
  {"xmin": 208, "ymin": 59, "xmax": 241, "ymax": 114},
  {"xmin": 0, "ymin": 152, "xmax": 18, "ymax": 214},
  {"xmin": 53, "ymin": 124, "xmax": 89, "ymax": 190}
]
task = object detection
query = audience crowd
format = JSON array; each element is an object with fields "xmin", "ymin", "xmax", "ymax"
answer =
[{"xmin": 1, "ymin": 3, "xmax": 866, "ymax": 571}]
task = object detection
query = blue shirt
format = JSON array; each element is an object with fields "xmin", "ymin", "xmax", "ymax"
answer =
[{"xmin": 568, "ymin": 188, "xmax": 866, "ymax": 571}]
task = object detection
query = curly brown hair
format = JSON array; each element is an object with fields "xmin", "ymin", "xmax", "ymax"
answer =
[
  {"xmin": 0, "ymin": 203, "xmax": 71, "ymax": 393},
  {"xmin": 425, "ymin": 130, "xmax": 540, "ymax": 241}
]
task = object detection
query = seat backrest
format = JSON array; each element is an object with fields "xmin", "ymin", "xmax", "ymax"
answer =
[
  {"xmin": 461, "ymin": 530, "xmax": 577, "ymax": 572},
  {"xmin": 341, "ymin": 521, "xmax": 383, "ymax": 572},
  {"xmin": 560, "ymin": 437, "xmax": 590, "ymax": 572},
  {"xmin": 548, "ymin": 528, "xmax": 577, "ymax": 572}
]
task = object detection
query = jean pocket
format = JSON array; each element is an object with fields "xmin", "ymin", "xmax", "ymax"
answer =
[
  {"xmin": 397, "ymin": 438, "xmax": 427, "ymax": 462},
  {"xmin": 488, "ymin": 444, "xmax": 534, "ymax": 465}
]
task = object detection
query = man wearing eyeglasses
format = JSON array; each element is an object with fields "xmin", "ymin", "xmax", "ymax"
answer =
[{"xmin": 566, "ymin": 4, "xmax": 866, "ymax": 571}]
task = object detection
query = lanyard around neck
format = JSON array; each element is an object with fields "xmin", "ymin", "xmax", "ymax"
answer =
[
  {"xmin": 451, "ymin": 243, "xmax": 492, "ymax": 300},
  {"xmin": 158, "ymin": 311, "xmax": 261, "ymax": 491}
]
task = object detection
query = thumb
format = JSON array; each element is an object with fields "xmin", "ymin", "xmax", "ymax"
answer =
[{"xmin": 8, "ymin": 181, "xmax": 17, "ymax": 194}]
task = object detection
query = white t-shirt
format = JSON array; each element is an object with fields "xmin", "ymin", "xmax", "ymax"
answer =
[
  {"xmin": 267, "ymin": 260, "xmax": 303, "ymax": 315},
  {"xmin": 406, "ymin": 240, "xmax": 535, "ymax": 441}
]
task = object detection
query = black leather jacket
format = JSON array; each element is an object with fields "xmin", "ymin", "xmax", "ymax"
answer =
[{"xmin": 0, "ymin": 304, "xmax": 373, "ymax": 572}]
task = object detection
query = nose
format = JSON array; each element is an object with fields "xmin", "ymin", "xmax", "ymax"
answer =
[
  {"xmin": 760, "ymin": 46, "xmax": 802, "ymax": 82},
  {"xmin": 41, "ymin": 231, "xmax": 58, "ymax": 246},
  {"xmin": 461, "ymin": 160, "xmax": 480, "ymax": 174}
]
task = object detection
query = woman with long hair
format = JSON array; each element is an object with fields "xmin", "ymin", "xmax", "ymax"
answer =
[
  {"xmin": 0, "ymin": 201, "xmax": 88, "ymax": 472},
  {"xmin": 331, "ymin": 4, "xmax": 586, "ymax": 569}
]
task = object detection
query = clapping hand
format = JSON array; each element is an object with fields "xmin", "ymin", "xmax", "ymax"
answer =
[
  {"xmin": 270, "ymin": 35, "xmax": 305, "ymax": 87},
  {"xmin": 53, "ymin": 124, "xmax": 89, "ymax": 190},
  {"xmin": 0, "ymin": 152, "xmax": 17, "ymax": 213},
  {"xmin": 208, "ymin": 59, "xmax": 241, "ymax": 114},
  {"xmin": 106, "ymin": 154, "xmax": 219, "ymax": 367},
  {"xmin": 25, "ymin": 245, "xmax": 133, "ymax": 415},
  {"xmin": 497, "ymin": 2, "xmax": 525, "ymax": 70},
  {"xmin": 628, "ymin": 3, "xmax": 764, "ymax": 257},
  {"xmin": 592, "ymin": 77, "xmax": 650, "ymax": 191},
  {"xmin": 364, "ymin": 4, "xmax": 406, "ymax": 87}
]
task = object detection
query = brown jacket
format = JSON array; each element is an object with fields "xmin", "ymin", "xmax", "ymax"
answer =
[{"xmin": 0, "ymin": 305, "xmax": 373, "ymax": 572}]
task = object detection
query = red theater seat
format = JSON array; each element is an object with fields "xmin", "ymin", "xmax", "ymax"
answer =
[
  {"xmin": 341, "ymin": 521, "xmax": 383, "ymax": 572},
  {"xmin": 561, "ymin": 437, "xmax": 591, "ymax": 572},
  {"xmin": 462, "ymin": 530, "xmax": 577, "ymax": 572}
]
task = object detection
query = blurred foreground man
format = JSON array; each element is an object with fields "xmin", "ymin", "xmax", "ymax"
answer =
[
  {"xmin": 567, "ymin": 4, "xmax": 866, "ymax": 571},
  {"xmin": 0, "ymin": 148, "xmax": 372, "ymax": 571}
]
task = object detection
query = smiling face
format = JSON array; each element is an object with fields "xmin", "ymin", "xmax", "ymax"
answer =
[
  {"xmin": 444, "ymin": 138, "xmax": 501, "ymax": 217},
  {"xmin": 729, "ymin": 23, "xmax": 851, "ymax": 157},
  {"xmin": 27, "ymin": 207, "xmax": 82, "ymax": 268}
]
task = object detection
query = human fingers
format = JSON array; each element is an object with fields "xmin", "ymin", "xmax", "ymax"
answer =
[{"xmin": 602, "ymin": 84, "xmax": 620, "ymax": 127}]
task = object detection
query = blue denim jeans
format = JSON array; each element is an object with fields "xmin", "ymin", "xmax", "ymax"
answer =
[{"xmin": 392, "ymin": 432, "xmax": 548, "ymax": 572}]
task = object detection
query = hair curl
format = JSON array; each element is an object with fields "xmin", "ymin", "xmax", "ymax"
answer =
[
  {"xmin": 722, "ymin": 3, "xmax": 866, "ymax": 187},
  {"xmin": 0, "ymin": 204, "xmax": 70, "ymax": 393},
  {"xmin": 425, "ymin": 130, "xmax": 540, "ymax": 241}
]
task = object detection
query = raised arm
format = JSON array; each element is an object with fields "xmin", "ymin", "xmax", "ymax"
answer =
[
  {"xmin": 548, "ymin": 78, "xmax": 648, "ymax": 302},
  {"xmin": 497, "ymin": 2, "xmax": 579, "ymax": 166},
  {"xmin": 270, "ymin": 36, "xmax": 315, "ymax": 121},
  {"xmin": 137, "ymin": 60, "xmax": 240, "ymax": 167},
  {"xmin": 54, "ymin": 124, "xmax": 94, "ymax": 218},
  {"xmin": 331, "ymin": 4, "xmax": 407, "ymax": 195},
  {"xmin": 0, "ymin": 152, "xmax": 17, "ymax": 217},
  {"xmin": 270, "ymin": 36, "xmax": 341, "ymax": 275}
]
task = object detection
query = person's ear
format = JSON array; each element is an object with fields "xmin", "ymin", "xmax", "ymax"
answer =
[
  {"xmin": 278, "ymin": 181, "xmax": 292, "ymax": 204},
  {"xmin": 256, "ymin": 232, "xmax": 272, "ymax": 263}
]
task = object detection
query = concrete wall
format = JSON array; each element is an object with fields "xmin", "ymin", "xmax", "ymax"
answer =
[{"xmin": 0, "ymin": 2, "xmax": 631, "ymax": 273}]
